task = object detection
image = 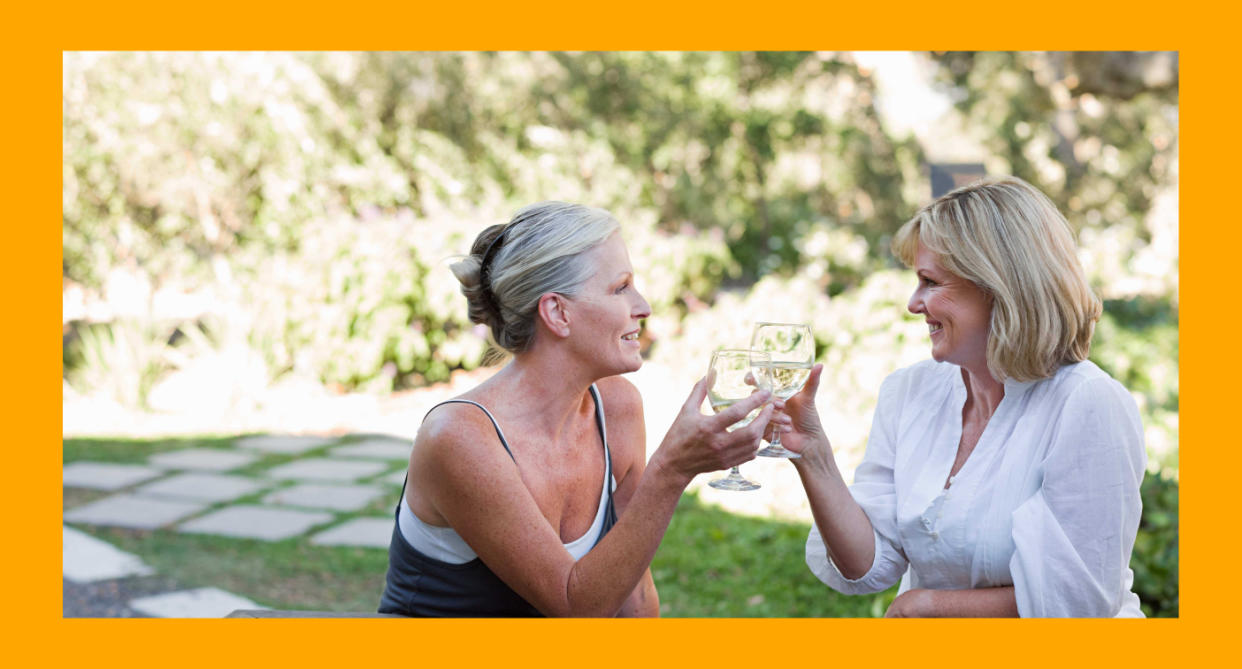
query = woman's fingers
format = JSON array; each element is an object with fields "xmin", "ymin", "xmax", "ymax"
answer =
[
  {"xmin": 707, "ymin": 389, "xmax": 771, "ymax": 432},
  {"xmin": 736, "ymin": 401, "xmax": 775, "ymax": 443},
  {"xmin": 715, "ymin": 402, "xmax": 772, "ymax": 467},
  {"xmin": 760, "ymin": 415, "xmax": 783, "ymax": 441}
]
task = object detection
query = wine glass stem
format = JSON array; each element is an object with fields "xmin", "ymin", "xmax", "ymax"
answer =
[
  {"xmin": 729, "ymin": 466, "xmax": 742, "ymax": 477},
  {"xmin": 770, "ymin": 410, "xmax": 784, "ymax": 447}
]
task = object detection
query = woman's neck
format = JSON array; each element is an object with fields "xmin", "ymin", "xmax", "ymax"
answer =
[
  {"xmin": 484, "ymin": 350, "xmax": 598, "ymax": 439},
  {"xmin": 959, "ymin": 362, "xmax": 1005, "ymax": 419}
]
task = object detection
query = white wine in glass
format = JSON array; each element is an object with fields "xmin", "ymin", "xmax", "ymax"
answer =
[
  {"xmin": 706, "ymin": 349, "xmax": 770, "ymax": 491},
  {"xmin": 759, "ymin": 361, "xmax": 812, "ymax": 400},
  {"xmin": 751, "ymin": 322, "xmax": 814, "ymax": 458}
]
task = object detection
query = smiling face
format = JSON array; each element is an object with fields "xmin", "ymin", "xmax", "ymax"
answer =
[
  {"xmin": 907, "ymin": 242, "xmax": 993, "ymax": 373},
  {"xmin": 564, "ymin": 232, "xmax": 652, "ymax": 376}
]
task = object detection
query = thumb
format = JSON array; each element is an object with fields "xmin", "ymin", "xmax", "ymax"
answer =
[
  {"xmin": 682, "ymin": 371, "xmax": 712, "ymax": 413},
  {"xmin": 802, "ymin": 363, "xmax": 824, "ymax": 397}
]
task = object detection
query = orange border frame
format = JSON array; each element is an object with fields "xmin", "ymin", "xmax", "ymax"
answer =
[{"xmin": 15, "ymin": 2, "xmax": 1216, "ymax": 665}]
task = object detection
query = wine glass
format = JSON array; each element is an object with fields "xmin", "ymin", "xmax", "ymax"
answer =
[
  {"xmin": 750, "ymin": 322, "xmax": 814, "ymax": 458},
  {"xmin": 706, "ymin": 349, "xmax": 771, "ymax": 491}
]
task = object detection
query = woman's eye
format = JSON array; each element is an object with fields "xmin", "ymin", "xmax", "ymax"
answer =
[{"xmin": 616, "ymin": 282, "xmax": 629, "ymax": 293}]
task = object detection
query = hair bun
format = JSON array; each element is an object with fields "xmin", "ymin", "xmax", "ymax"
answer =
[{"xmin": 450, "ymin": 223, "xmax": 507, "ymax": 333}]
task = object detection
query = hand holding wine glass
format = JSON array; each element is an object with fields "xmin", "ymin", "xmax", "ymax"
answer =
[
  {"xmin": 750, "ymin": 322, "xmax": 814, "ymax": 458},
  {"xmin": 766, "ymin": 362, "xmax": 830, "ymax": 461},
  {"xmin": 706, "ymin": 349, "xmax": 772, "ymax": 491},
  {"xmin": 649, "ymin": 358, "xmax": 773, "ymax": 487}
]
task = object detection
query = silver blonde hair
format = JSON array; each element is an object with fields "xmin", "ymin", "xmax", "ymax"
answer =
[
  {"xmin": 892, "ymin": 176, "xmax": 1102, "ymax": 382},
  {"xmin": 450, "ymin": 202, "xmax": 620, "ymax": 353}
]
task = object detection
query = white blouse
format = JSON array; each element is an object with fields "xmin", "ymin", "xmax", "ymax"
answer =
[{"xmin": 806, "ymin": 359, "xmax": 1147, "ymax": 617}]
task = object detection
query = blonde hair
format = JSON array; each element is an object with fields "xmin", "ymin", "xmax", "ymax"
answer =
[
  {"xmin": 892, "ymin": 176, "xmax": 1101, "ymax": 382},
  {"xmin": 450, "ymin": 202, "xmax": 619, "ymax": 353}
]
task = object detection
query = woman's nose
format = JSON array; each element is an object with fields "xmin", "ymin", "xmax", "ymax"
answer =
[
  {"xmin": 635, "ymin": 291, "xmax": 652, "ymax": 319},
  {"xmin": 907, "ymin": 288, "xmax": 923, "ymax": 315}
]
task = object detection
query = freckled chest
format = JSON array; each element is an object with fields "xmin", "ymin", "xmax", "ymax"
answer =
[{"xmin": 507, "ymin": 412, "xmax": 607, "ymax": 542}]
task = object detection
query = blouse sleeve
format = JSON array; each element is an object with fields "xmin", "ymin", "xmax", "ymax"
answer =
[
  {"xmin": 1009, "ymin": 375, "xmax": 1146, "ymax": 617},
  {"xmin": 806, "ymin": 372, "xmax": 910, "ymax": 595}
]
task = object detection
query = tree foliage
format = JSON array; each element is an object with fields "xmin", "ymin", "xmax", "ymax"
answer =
[{"xmin": 63, "ymin": 52, "xmax": 921, "ymax": 393}]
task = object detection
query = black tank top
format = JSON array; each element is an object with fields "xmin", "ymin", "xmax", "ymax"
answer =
[{"xmin": 378, "ymin": 385, "xmax": 618, "ymax": 617}]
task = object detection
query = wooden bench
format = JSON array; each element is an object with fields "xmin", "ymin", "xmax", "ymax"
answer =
[{"xmin": 227, "ymin": 609, "xmax": 406, "ymax": 618}]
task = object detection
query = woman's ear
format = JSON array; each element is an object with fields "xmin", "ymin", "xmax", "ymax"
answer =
[{"xmin": 537, "ymin": 293, "xmax": 571, "ymax": 339}]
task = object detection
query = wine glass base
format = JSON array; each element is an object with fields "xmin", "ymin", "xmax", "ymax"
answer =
[
  {"xmin": 708, "ymin": 476, "xmax": 761, "ymax": 491},
  {"xmin": 757, "ymin": 445, "xmax": 801, "ymax": 459}
]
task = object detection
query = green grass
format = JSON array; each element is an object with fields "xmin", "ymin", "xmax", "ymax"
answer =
[
  {"xmin": 65, "ymin": 436, "xmax": 892, "ymax": 616},
  {"xmin": 653, "ymin": 492, "xmax": 896, "ymax": 617},
  {"xmin": 63, "ymin": 436, "xmax": 239, "ymax": 464}
]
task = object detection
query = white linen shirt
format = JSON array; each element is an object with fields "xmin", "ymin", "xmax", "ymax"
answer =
[{"xmin": 806, "ymin": 359, "xmax": 1146, "ymax": 617}]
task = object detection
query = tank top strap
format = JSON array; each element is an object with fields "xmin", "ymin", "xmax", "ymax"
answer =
[
  {"xmin": 395, "ymin": 386, "xmax": 618, "ymax": 551},
  {"xmin": 396, "ymin": 399, "xmax": 518, "ymax": 516},
  {"xmin": 587, "ymin": 384, "xmax": 618, "ymax": 541},
  {"xmin": 423, "ymin": 399, "xmax": 516, "ymax": 462},
  {"xmin": 407, "ymin": 389, "xmax": 611, "ymax": 504},
  {"xmin": 587, "ymin": 384, "xmax": 612, "ymax": 483}
]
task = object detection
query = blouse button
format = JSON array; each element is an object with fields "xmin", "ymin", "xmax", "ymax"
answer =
[{"xmin": 930, "ymin": 531, "xmax": 939, "ymax": 540}]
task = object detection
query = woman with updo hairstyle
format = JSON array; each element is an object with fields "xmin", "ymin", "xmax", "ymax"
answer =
[
  {"xmin": 379, "ymin": 201, "xmax": 774, "ymax": 617},
  {"xmin": 774, "ymin": 176, "xmax": 1147, "ymax": 617}
]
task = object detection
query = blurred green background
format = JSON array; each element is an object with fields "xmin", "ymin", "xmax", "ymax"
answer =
[{"xmin": 62, "ymin": 52, "xmax": 1178, "ymax": 617}]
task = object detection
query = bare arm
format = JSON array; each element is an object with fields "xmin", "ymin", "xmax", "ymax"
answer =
[
  {"xmin": 603, "ymin": 377, "xmax": 660, "ymax": 617},
  {"xmin": 616, "ymin": 571, "xmax": 659, "ymax": 617},
  {"xmin": 777, "ymin": 364, "xmax": 878, "ymax": 579},
  {"xmin": 420, "ymin": 376, "xmax": 772, "ymax": 617},
  {"xmin": 885, "ymin": 587, "xmax": 1018, "ymax": 618}
]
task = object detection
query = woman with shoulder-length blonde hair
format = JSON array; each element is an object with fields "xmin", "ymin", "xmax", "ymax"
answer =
[{"xmin": 777, "ymin": 176, "xmax": 1146, "ymax": 617}]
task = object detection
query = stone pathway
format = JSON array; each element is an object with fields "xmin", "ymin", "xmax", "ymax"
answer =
[
  {"xmin": 63, "ymin": 525, "xmax": 263, "ymax": 617},
  {"xmin": 63, "ymin": 433, "xmax": 411, "ymax": 616}
]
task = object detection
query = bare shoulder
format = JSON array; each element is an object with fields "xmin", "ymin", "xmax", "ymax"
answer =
[
  {"xmin": 595, "ymin": 375, "xmax": 644, "ymax": 419},
  {"xmin": 412, "ymin": 400, "xmax": 510, "ymax": 472}
]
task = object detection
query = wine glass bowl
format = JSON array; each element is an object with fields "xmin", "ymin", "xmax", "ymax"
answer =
[
  {"xmin": 706, "ymin": 349, "xmax": 769, "ymax": 491},
  {"xmin": 750, "ymin": 322, "xmax": 814, "ymax": 458}
]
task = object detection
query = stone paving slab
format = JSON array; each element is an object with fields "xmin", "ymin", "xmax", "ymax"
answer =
[
  {"xmin": 129, "ymin": 587, "xmax": 267, "ymax": 618},
  {"xmin": 328, "ymin": 439, "xmax": 411, "ymax": 461},
  {"xmin": 264, "ymin": 458, "xmax": 389, "ymax": 483},
  {"xmin": 135, "ymin": 472, "xmax": 271, "ymax": 503},
  {"xmin": 63, "ymin": 462, "xmax": 166, "ymax": 491},
  {"xmin": 64, "ymin": 493, "xmax": 208, "ymax": 530},
  {"xmin": 179, "ymin": 505, "xmax": 334, "ymax": 541},
  {"xmin": 261, "ymin": 483, "xmax": 386, "ymax": 511},
  {"xmin": 234, "ymin": 434, "xmax": 337, "ymax": 454},
  {"xmin": 148, "ymin": 448, "xmax": 259, "ymax": 472},
  {"xmin": 63, "ymin": 525, "xmax": 154, "ymax": 583},
  {"xmin": 309, "ymin": 517, "xmax": 394, "ymax": 548}
]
